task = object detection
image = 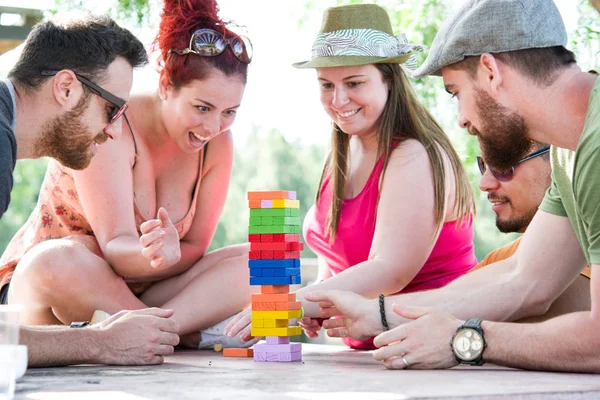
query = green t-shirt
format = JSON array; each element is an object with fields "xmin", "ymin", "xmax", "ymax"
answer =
[{"xmin": 540, "ymin": 73, "xmax": 600, "ymax": 265}]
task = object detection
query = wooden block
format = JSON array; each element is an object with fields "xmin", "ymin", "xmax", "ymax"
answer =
[
  {"xmin": 249, "ymin": 250, "xmax": 261, "ymax": 260},
  {"xmin": 266, "ymin": 336, "xmax": 290, "ymax": 344},
  {"xmin": 247, "ymin": 191, "xmax": 296, "ymax": 200},
  {"xmin": 254, "ymin": 343, "xmax": 302, "ymax": 353},
  {"xmin": 260, "ymin": 199, "xmax": 272, "ymax": 208},
  {"xmin": 260, "ymin": 216, "xmax": 274, "ymax": 226},
  {"xmin": 271, "ymin": 234, "xmax": 300, "ymax": 242},
  {"xmin": 223, "ymin": 348, "xmax": 254, "ymax": 358},
  {"xmin": 251, "ymin": 326, "xmax": 303, "ymax": 337},
  {"xmin": 248, "ymin": 234, "xmax": 261, "ymax": 243},
  {"xmin": 251, "ymin": 319, "xmax": 264, "ymax": 328},
  {"xmin": 273, "ymin": 268, "xmax": 301, "ymax": 277},
  {"xmin": 250, "ymin": 208, "xmax": 300, "ymax": 217},
  {"xmin": 263, "ymin": 319, "xmax": 289, "ymax": 328},
  {"xmin": 271, "ymin": 199, "xmax": 300, "ymax": 209},
  {"xmin": 272, "ymin": 217, "xmax": 300, "ymax": 226},
  {"xmin": 273, "ymin": 250, "xmax": 300, "ymax": 259},
  {"xmin": 260, "ymin": 234, "xmax": 274, "ymax": 243},
  {"xmin": 248, "ymin": 225, "xmax": 299, "ymax": 234},
  {"xmin": 248, "ymin": 259, "xmax": 299, "ymax": 269},
  {"xmin": 253, "ymin": 351, "xmax": 301, "ymax": 362},
  {"xmin": 251, "ymin": 310, "xmax": 301, "ymax": 320},
  {"xmin": 276, "ymin": 301, "xmax": 302, "ymax": 311},
  {"xmin": 249, "ymin": 267, "xmax": 262, "ymax": 277},
  {"xmin": 252, "ymin": 301, "xmax": 278, "ymax": 311},
  {"xmin": 249, "ymin": 200, "xmax": 262, "ymax": 208},
  {"xmin": 261, "ymin": 268, "xmax": 274, "ymax": 277},
  {"xmin": 261, "ymin": 250, "xmax": 274, "ymax": 259},
  {"xmin": 251, "ymin": 242, "xmax": 304, "ymax": 251},
  {"xmin": 252, "ymin": 293, "xmax": 296, "ymax": 302},
  {"xmin": 249, "ymin": 216, "xmax": 262, "ymax": 226},
  {"xmin": 261, "ymin": 285, "xmax": 289, "ymax": 294}
]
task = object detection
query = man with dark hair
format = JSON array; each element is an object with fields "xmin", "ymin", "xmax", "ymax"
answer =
[
  {"xmin": 0, "ymin": 15, "xmax": 179, "ymax": 367},
  {"xmin": 304, "ymin": 0, "xmax": 600, "ymax": 372}
]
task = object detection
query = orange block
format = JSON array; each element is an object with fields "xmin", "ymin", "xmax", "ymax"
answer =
[
  {"xmin": 247, "ymin": 191, "xmax": 293, "ymax": 200},
  {"xmin": 249, "ymin": 200, "xmax": 262, "ymax": 208},
  {"xmin": 276, "ymin": 301, "xmax": 302, "ymax": 311},
  {"xmin": 252, "ymin": 293, "xmax": 295, "ymax": 303},
  {"xmin": 223, "ymin": 348, "xmax": 254, "ymax": 358},
  {"xmin": 261, "ymin": 285, "xmax": 289, "ymax": 294},
  {"xmin": 252, "ymin": 301, "xmax": 278, "ymax": 311}
]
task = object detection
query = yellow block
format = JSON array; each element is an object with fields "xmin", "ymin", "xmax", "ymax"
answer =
[
  {"xmin": 252, "ymin": 310, "xmax": 301, "ymax": 319},
  {"xmin": 252, "ymin": 319, "xmax": 264, "ymax": 328},
  {"xmin": 251, "ymin": 326, "xmax": 302, "ymax": 337},
  {"xmin": 263, "ymin": 319, "xmax": 289, "ymax": 328},
  {"xmin": 271, "ymin": 199, "xmax": 300, "ymax": 209}
]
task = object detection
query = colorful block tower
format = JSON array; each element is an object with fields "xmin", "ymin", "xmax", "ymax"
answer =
[{"xmin": 247, "ymin": 190, "xmax": 303, "ymax": 362}]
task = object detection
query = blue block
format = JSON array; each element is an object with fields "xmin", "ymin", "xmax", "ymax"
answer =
[
  {"xmin": 262, "ymin": 268, "xmax": 274, "ymax": 277},
  {"xmin": 249, "ymin": 267, "xmax": 262, "ymax": 277},
  {"xmin": 248, "ymin": 259, "xmax": 300, "ymax": 269},
  {"xmin": 250, "ymin": 276, "xmax": 302, "ymax": 286},
  {"xmin": 273, "ymin": 268, "xmax": 301, "ymax": 277}
]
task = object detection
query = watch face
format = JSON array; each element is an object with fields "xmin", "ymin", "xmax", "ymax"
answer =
[{"xmin": 452, "ymin": 328, "xmax": 484, "ymax": 361}]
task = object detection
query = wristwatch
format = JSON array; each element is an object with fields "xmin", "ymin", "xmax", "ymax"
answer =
[{"xmin": 450, "ymin": 318, "xmax": 486, "ymax": 366}]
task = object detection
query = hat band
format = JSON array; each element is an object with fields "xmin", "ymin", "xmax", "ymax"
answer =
[{"xmin": 311, "ymin": 29, "xmax": 420, "ymax": 60}]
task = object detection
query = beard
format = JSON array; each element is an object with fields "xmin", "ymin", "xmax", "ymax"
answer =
[
  {"xmin": 495, "ymin": 208, "xmax": 537, "ymax": 233},
  {"xmin": 34, "ymin": 94, "xmax": 107, "ymax": 170},
  {"xmin": 472, "ymin": 89, "xmax": 534, "ymax": 171}
]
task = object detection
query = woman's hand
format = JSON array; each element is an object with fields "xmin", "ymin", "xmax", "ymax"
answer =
[{"xmin": 139, "ymin": 207, "xmax": 181, "ymax": 269}]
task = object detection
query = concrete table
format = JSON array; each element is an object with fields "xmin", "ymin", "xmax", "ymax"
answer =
[{"xmin": 14, "ymin": 344, "xmax": 600, "ymax": 399}]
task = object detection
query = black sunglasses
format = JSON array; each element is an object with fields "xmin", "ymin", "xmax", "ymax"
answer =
[
  {"xmin": 477, "ymin": 147, "xmax": 551, "ymax": 182},
  {"xmin": 41, "ymin": 70, "xmax": 128, "ymax": 124}
]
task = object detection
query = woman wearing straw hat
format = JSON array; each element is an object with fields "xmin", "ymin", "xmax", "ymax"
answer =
[{"xmin": 225, "ymin": 3, "xmax": 476, "ymax": 350}]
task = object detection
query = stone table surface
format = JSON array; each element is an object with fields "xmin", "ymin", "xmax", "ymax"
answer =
[{"xmin": 14, "ymin": 343, "xmax": 600, "ymax": 400}]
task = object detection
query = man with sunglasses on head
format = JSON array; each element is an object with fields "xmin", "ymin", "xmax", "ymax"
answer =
[
  {"xmin": 473, "ymin": 143, "xmax": 591, "ymax": 320},
  {"xmin": 0, "ymin": 15, "xmax": 179, "ymax": 367}
]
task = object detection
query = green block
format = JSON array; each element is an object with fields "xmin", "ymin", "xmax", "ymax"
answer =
[
  {"xmin": 261, "ymin": 216, "xmax": 274, "ymax": 226},
  {"xmin": 249, "ymin": 208, "xmax": 301, "ymax": 217},
  {"xmin": 248, "ymin": 225, "xmax": 300, "ymax": 234},
  {"xmin": 273, "ymin": 216, "xmax": 300, "ymax": 226},
  {"xmin": 249, "ymin": 216, "xmax": 262, "ymax": 226}
]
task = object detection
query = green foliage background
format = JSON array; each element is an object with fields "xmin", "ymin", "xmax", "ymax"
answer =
[{"xmin": 0, "ymin": 0, "xmax": 597, "ymax": 263}]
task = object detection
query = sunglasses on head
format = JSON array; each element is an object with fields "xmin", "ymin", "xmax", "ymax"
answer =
[
  {"xmin": 41, "ymin": 70, "xmax": 128, "ymax": 124},
  {"xmin": 168, "ymin": 28, "xmax": 253, "ymax": 63},
  {"xmin": 477, "ymin": 147, "xmax": 551, "ymax": 182}
]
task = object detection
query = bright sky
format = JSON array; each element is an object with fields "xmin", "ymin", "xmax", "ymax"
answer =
[{"xmin": 0, "ymin": 0, "xmax": 583, "ymax": 147}]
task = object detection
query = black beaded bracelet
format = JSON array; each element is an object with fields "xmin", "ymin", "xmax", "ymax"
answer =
[{"xmin": 379, "ymin": 293, "xmax": 389, "ymax": 331}]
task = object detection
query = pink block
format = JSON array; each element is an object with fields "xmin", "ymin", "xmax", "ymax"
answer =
[
  {"xmin": 266, "ymin": 337, "xmax": 290, "ymax": 345},
  {"xmin": 254, "ymin": 343, "xmax": 302, "ymax": 353},
  {"xmin": 261, "ymin": 200, "xmax": 272, "ymax": 208},
  {"xmin": 287, "ymin": 191, "xmax": 296, "ymax": 200},
  {"xmin": 253, "ymin": 351, "xmax": 302, "ymax": 362}
]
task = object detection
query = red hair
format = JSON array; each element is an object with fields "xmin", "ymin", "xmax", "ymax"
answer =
[{"xmin": 154, "ymin": 0, "xmax": 248, "ymax": 89}]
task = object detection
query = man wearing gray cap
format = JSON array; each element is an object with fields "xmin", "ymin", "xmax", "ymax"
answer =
[{"xmin": 304, "ymin": 0, "xmax": 600, "ymax": 372}]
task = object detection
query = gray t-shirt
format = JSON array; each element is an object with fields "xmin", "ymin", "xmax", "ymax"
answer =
[{"xmin": 0, "ymin": 80, "xmax": 17, "ymax": 219}]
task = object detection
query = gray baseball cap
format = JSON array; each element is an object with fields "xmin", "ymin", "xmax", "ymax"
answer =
[{"xmin": 413, "ymin": 0, "xmax": 568, "ymax": 78}]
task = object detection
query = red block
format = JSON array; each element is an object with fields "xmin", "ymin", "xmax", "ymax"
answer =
[
  {"xmin": 249, "ymin": 250, "xmax": 261, "ymax": 260},
  {"xmin": 272, "ymin": 234, "xmax": 300, "ymax": 243},
  {"xmin": 261, "ymin": 234, "xmax": 274, "ymax": 243},
  {"xmin": 288, "ymin": 242, "xmax": 304, "ymax": 251},
  {"xmin": 273, "ymin": 250, "xmax": 301, "ymax": 259},
  {"xmin": 248, "ymin": 234, "xmax": 261, "ymax": 243},
  {"xmin": 250, "ymin": 242, "xmax": 305, "ymax": 251},
  {"xmin": 261, "ymin": 250, "xmax": 274, "ymax": 259}
]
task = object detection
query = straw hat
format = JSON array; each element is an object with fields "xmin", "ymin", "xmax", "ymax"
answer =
[{"xmin": 293, "ymin": 4, "xmax": 422, "ymax": 69}]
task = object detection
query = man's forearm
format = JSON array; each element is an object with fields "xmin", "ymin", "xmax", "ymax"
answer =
[
  {"xmin": 21, "ymin": 326, "xmax": 102, "ymax": 367},
  {"xmin": 483, "ymin": 312, "xmax": 600, "ymax": 372},
  {"xmin": 385, "ymin": 258, "xmax": 546, "ymax": 329}
]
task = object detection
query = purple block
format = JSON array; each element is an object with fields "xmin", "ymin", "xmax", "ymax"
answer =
[
  {"xmin": 287, "ymin": 191, "xmax": 296, "ymax": 200},
  {"xmin": 261, "ymin": 200, "xmax": 272, "ymax": 208},
  {"xmin": 253, "ymin": 351, "xmax": 302, "ymax": 362},
  {"xmin": 254, "ymin": 343, "xmax": 302, "ymax": 353},
  {"xmin": 266, "ymin": 337, "xmax": 290, "ymax": 345}
]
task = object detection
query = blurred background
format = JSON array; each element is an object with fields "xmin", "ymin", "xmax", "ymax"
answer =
[{"xmin": 0, "ymin": 0, "xmax": 597, "ymax": 268}]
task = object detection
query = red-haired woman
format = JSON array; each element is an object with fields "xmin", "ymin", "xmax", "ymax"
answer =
[{"xmin": 0, "ymin": 0, "xmax": 254, "ymax": 349}]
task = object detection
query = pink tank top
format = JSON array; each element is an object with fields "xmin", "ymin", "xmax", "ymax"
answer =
[{"xmin": 303, "ymin": 149, "xmax": 476, "ymax": 349}]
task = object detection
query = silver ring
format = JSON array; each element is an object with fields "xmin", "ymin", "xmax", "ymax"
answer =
[{"xmin": 402, "ymin": 355, "xmax": 410, "ymax": 368}]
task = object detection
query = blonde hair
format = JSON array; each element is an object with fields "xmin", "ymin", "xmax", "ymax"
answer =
[{"xmin": 316, "ymin": 63, "xmax": 475, "ymax": 242}]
